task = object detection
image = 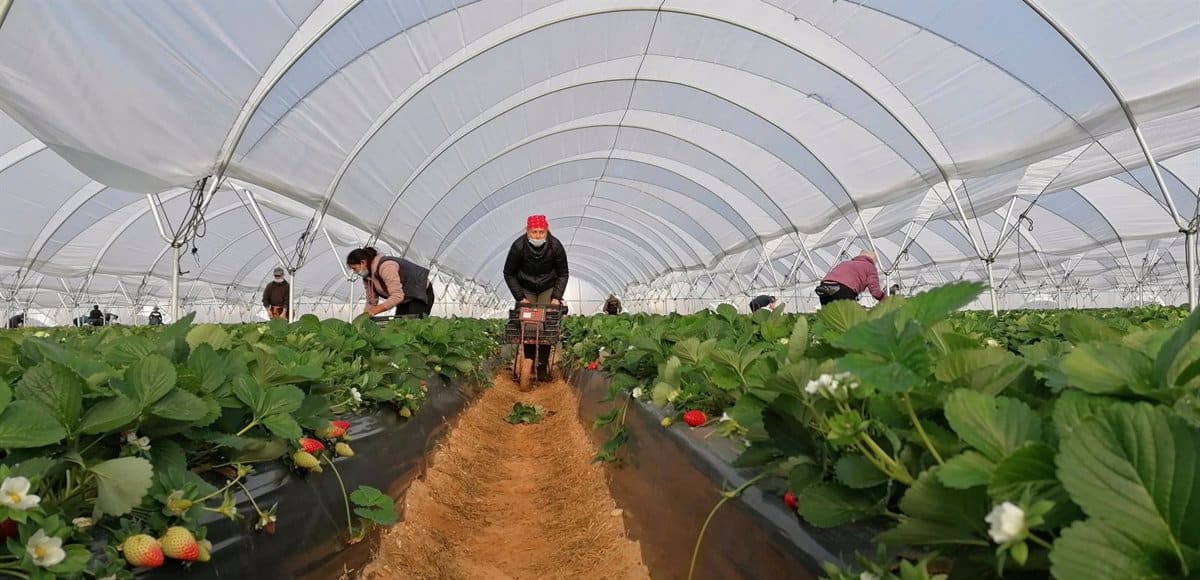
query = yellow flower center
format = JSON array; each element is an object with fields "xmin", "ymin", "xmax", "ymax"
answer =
[
  {"xmin": 33, "ymin": 545, "xmax": 46, "ymax": 560},
  {"xmin": 7, "ymin": 492, "xmax": 22, "ymax": 504}
]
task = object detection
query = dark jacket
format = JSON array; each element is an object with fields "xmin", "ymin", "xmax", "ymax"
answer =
[
  {"xmin": 262, "ymin": 280, "xmax": 290, "ymax": 307},
  {"xmin": 503, "ymin": 234, "xmax": 569, "ymax": 301},
  {"xmin": 364, "ymin": 256, "xmax": 431, "ymax": 308},
  {"xmin": 749, "ymin": 295, "xmax": 775, "ymax": 312}
]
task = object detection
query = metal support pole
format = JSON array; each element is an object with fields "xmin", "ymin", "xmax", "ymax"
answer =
[
  {"xmin": 171, "ymin": 245, "xmax": 181, "ymax": 322},
  {"xmin": 985, "ymin": 259, "xmax": 999, "ymax": 315},
  {"xmin": 1186, "ymin": 230, "xmax": 1198, "ymax": 310},
  {"xmin": 287, "ymin": 269, "xmax": 297, "ymax": 322}
]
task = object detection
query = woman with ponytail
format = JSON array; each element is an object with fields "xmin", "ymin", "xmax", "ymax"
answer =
[{"xmin": 346, "ymin": 247, "xmax": 435, "ymax": 318}]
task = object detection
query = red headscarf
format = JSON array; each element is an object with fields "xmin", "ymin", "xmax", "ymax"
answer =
[{"xmin": 527, "ymin": 214, "xmax": 548, "ymax": 229}]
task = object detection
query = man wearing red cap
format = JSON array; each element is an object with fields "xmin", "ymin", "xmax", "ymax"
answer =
[
  {"xmin": 503, "ymin": 214, "xmax": 569, "ymax": 306},
  {"xmin": 504, "ymin": 215, "xmax": 570, "ymax": 380}
]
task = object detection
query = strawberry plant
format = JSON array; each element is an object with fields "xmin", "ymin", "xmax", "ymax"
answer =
[
  {"xmin": 564, "ymin": 286, "xmax": 1200, "ymax": 579},
  {"xmin": 0, "ymin": 313, "xmax": 500, "ymax": 577}
]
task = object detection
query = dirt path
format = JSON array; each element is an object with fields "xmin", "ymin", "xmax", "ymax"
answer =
[{"xmin": 360, "ymin": 372, "xmax": 650, "ymax": 580}]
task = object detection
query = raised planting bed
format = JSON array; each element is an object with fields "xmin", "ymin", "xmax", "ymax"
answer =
[
  {"xmin": 144, "ymin": 365, "xmax": 498, "ymax": 580},
  {"xmin": 570, "ymin": 368, "xmax": 877, "ymax": 580},
  {"xmin": 0, "ymin": 315, "xmax": 502, "ymax": 579},
  {"xmin": 562, "ymin": 285, "xmax": 1200, "ymax": 580}
]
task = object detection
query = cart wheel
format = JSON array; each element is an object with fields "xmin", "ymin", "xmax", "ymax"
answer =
[{"xmin": 519, "ymin": 357, "xmax": 534, "ymax": 392}]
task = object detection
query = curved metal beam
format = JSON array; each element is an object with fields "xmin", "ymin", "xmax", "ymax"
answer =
[
  {"xmin": 1021, "ymin": 0, "xmax": 1187, "ymax": 228},
  {"xmin": 301, "ymin": 5, "xmax": 959, "ymax": 268},
  {"xmin": 435, "ymin": 186, "xmax": 701, "ymax": 268},
  {"xmin": 397, "ymin": 116, "xmax": 803, "ymax": 257}
]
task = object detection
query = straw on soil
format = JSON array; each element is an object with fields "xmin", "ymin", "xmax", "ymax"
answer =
[{"xmin": 359, "ymin": 372, "xmax": 649, "ymax": 580}]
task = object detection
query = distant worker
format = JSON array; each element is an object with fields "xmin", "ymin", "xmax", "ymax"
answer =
[
  {"xmin": 889, "ymin": 284, "xmax": 901, "ymax": 297},
  {"xmin": 88, "ymin": 305, "xmax": 104, "ymax": 326},
  {"xmin": 148, "ymin": 307, "xmax": 164, "ymax": 326},
  {"xmin": 603, "ymin": 294, "xmax": 622, "ymax": 315},
  {"xmin": 262, "ymin": 267, "xmax": 291, "ymax": 320},
  {"xmin": 749, "ymin": 294, "xmax": 778, "ymax": 313},
  {"xmin": 104, "ymin": 312, "xmax": 119, "ymax": 326},
  {"xmin": 7, "ymin": 313, "xmax": 24, "ymax": 329},
  {"xmin": 815, "ymin": 250, "xmax": 886, "ymax": 306},
  {"xmin": 346, "ymin": 247, "xmax": 435, "ymax": 318}
]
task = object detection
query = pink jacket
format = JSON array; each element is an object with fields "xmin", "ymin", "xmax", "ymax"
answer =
[
  {"xmin": 823, "ymin": 256, "xmax": 885, "ymax": 301},
  {"xmin": 363, "ymin": 255, "xmax": 405, "ymax": 310}
]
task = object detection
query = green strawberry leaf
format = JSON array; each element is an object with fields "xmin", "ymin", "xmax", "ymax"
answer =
[
  {"xmin": 0, "ymin": 382, "xmax": 10, "ymax": 415},
  {"xmin": 1060, "ymin": 343, "xmax": 1155, "ymax": 396},
  {"xmin": 1051, "ymin": 404, "xmax": 1200, "ymax": 579},
  {"xmin": 350, "ymin": 485, "xmax": 398, "ymax": 526},
  {"xmin": 185, "ymin": 324, "xmax": 233, "ymax": 351},
  {"xmin": 796, "ymin": 482, "xmax": 882, "ymax": 527},
  {"xmin": 944, "ymin": 389, "xmax": 1042, "ymax": 462},
  {"xmin": 937, "ymin": 451, "xmax": 996, "ymax": 489},
  {"xmin": 834, "ymin": 455, "xmax": 888, "ymax": 489},
  {"xmin": 90, "ymin": 457, "xmax": 154, "ymax": 517},
  {"xmin": 1052, "ymin": 390, "xmax": 1124, "ymax": 440},
  {"xmin": 0, "ymin": 401, "xmax": 67, "ymax": 448},
  {"xmin": 877, "ymin": 469, "xmax": 989, "ymax": 547},
  {"xmin": 902, "ymin": 282, "xmax": 985, "ymax": 325},
  {"xmin": 261, "ymin": 414, "xmax": 302, "ymax": 440},
  {"xmin": 1059, "ymin": 314, "xmax": 1121, "ymax": 344},
  {"xmin": 124, "ymin": 355, "xmax": 177, "ymax": 408},
  {"xmin": 816, "ymin": 300, "xmax": 868, "ymax": 337},
  {"xmin": 16, "ymin": 362, "xmax": 83, "ymax": 434},
  {"xmin": 149, "ymin": 389, "xmax": 210, "ymax": 422},
  {"xmin": 79, "ymin": 396, "xmax": 141, "ymax": 435}
]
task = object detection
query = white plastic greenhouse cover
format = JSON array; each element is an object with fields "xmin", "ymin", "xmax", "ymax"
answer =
[{"xmin": 0, "ymin": 0, "xmax": 1197, "ymax": 321}]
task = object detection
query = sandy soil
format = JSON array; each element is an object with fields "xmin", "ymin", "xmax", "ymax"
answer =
[{"xmin": 359, "ymin": 372, "xmax": 650, "ymax": 580}]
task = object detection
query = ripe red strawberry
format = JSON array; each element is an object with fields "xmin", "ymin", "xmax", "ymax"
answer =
[
  {"xmin": 587, "ymin": 361, "xmax": 599, "ymax": 370},
  {"xmin": 298, "ymin": 437, "xmax": 325, "ymax": 453},
  {"xmin": 159, "ymin": 527, "xmax": 200, "ymax": 562},
  {"xmin": 122, "ymin": 534, "xmax": 164, "ymax": 568},
  {"xmin": 683, "ymin": 410, "xmax": 707, "ymax": 427},
  {"xmin": 784, "ymin": 491, "xmax": 798, "ymax": 511},
  {"xmin": 0, "ymin": 519, "xmax": 17, "ymax": 540}
]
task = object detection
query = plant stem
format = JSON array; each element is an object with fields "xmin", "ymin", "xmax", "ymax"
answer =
[
  {"xmin": 688, "ymin": 473, "xmax": 771, "ymax": 580},
  {"xmin": 1028, "ymin": 534, "xmax": 1054, "ymax": 550},
  {"xmin": 235, "ymin": 481, "xmax": 263, "ymax": 515},
  {"xmin": 324, "ymin": 456, "xmax": 355, "ymax": 538},
  {"xmin": 688, "ymin": 494, "xmax": 731, "ymax": 580},
  {"xmin": 860, "ymin": 434, "xmax": 914, "ymax": 485},
  {"xmin": 902, "ymin": 394, "xmax": 944, "ymax": 465},
  {"xmin": 234, "ymin": 420, "xmax": 260, "ymax": 437}
]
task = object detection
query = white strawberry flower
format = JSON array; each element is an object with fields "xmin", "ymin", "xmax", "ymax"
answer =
[
  {"xmin": 779, "ymin": 337, "xmax": 789, "ymax": 345},
  {"xmin": 719, "ymin": 412, "xmax": 732, "ymax": 422},
  {"xmin": 631, "ymin": 387, "xmax": 644, "ymax": 399},
  {"xmin": 26, "ymin": 529, "xmax": 65, "ymax": 568},
  {"xmin": 350, "ymin": 387, "xmax": 363, "ymax": 403},
  {"xmin": 72, "ymin": 517, "xmax": 93, "ymax": 530},
  {"xmin": 0, "ymin": 477, "xmax": 40, "ymax": 510},
  {"xmin": 985, "ymin": 501, "xmax": 1026, "ymax": 544},
  {"xmin": 124, "ymin": 431, "xmax": 151, "ymax": 452},
  {"xmin": 985, "ymin": 338, "xmax": 1001, "ymax": 348}
]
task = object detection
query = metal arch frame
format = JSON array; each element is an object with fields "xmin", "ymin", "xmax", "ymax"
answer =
[
  {"xmin": 416, "ymin": 154, "xmax": 756, "ymax": 257},
  {"xmin": 433, "ymin": 162, "xmax": 724, "ymax": 258},
  {"xmin": 289, "ymin": 5, "xmax": 966, "ymax": 272},
  {"xmin": 430, "ymin": 177, "xmax": 710, "ymax": 268},
  {"xmin": 393, "ymin": 113, "xmax": 810, "ymax": 256},
  {"xmin": 1020, "ymin": 0, "xmax": 1188, "ymax": 230},
  {"xmin": 471, "ymin": 227, "xmax": 654, "ymax": 287},
  {"xmin": 485, "ymin": 259, "xmax": 625, "ymax": 302},
  {"xmin": 479, "ymin": 242, "xmax": 637, "ymax": 295},
  {"xmin": 438, "ymin": 207, "xmax": 682, "ymax": 277},
  {"xmin": 210, "ymin": 0, "xmax": 366, "ymax": 195},
  {"xmin": 1020, "ymin": 0, "xmax": 1195, "ymax": 306},
  {"xmin": 134, "ymin": 200, "xmax": 299, "ymax": 297}
]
